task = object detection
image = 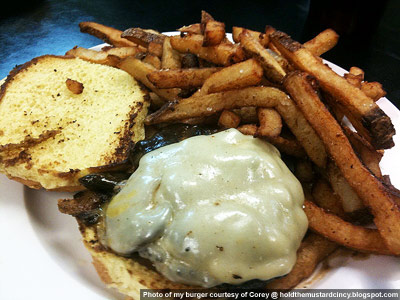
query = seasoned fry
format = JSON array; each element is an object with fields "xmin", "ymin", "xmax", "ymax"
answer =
[
  {"xmin": 218, "ymin": 110, "xmax": 241, "ymax": 128},
  {"xmin": 326, "ymin": 161, "xmax": 364, "ymax": 213},
  {"xmin": 240, "ymin": 30, "xmax": 286, "ymax": 83},
  {"xmin": 178, "ymin": 23, "xmax": 201, "ymax": 35},
  {"xmin": 256, "ymin": 108, "xmax": 282, "ymax": 138},
  {"xmin": 169, "ymin": 34, "xmax": 245, "ymax": 66},
  {"xmin": 198, "ymin": 58, "xmax": 263, "ymax": 95},
  {"xmin": 232, "ymin": 27, "xmax": 269, "ymax": 47},
  {"xmin": 344, "ymin": 126, "xmax": 383, "ymax": 178},
  {"xmin": 312, "ymin": 178, "xmax": 345, "ymax": 217},
  {"xmin": 203, "ymin": 20, "xmax": 226, "ymax": 46},
  {"xmin": 361, "ymin": 81, "xmax": 387, "ymax": 102},
  {"xmin": 266, "ymin": 232, "xmax": 338, "ymax": 289},
  {"xmin": 147, "ymin": 41, "xmax": 163, "ymax": 57},
  {"xmin": 304, "ymin": 200, "xmax": 393, "ymax": 255},
  {"xmin": 237, "ymin": 124, "xmax": 306, "ymax": 157},
  {"xmin": 142, "ymin": 54, "xmax": 162, "ymax": 69},
  {"xmin": 161, "ymin": 37, "xmax": 182, "ymax": 69},
  {"xmin": 79, "ymin": 21, "xmax": 136, "ymax": 47},
  {"xmin": 147, "ymin": 67, "xmax": 220, "ymax": 89},
  {"xmin": 145, "ymin": 86, "xmax": 327, "ymax": 168},
  {"xmin": 65, "ymin": 46, "xmax": 142, "ymax": 66},
  {"xmin": 121, "ymin": 28, "xmax": 165, "ymax": 49},
  {"xmin": 303, "ymin": 29, "xmax": 339, "ymax": 56},
  {"xmin": 284, "ymin": 71, "xmax": 400, "ymax": 254},
  {"xmin": 117, "ymin": 56, "xmax": 180, "ymax": 101},
  {"xmin": 271, "ymin": 31, "xmax": 395, "ymax": 149},
  {"xmin": 200, "ymin": 10, "xmax": 215, "ymax": 33}
]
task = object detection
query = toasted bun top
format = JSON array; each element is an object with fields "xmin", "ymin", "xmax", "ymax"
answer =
[{"xmin": 0, "ymin": 55, "xmax": 148, "ymax": 190}]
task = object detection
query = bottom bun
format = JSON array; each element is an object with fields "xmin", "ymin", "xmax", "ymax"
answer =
[{"xmin": 79, "ymin": 221, "xmax": 192, "ymax": 299}]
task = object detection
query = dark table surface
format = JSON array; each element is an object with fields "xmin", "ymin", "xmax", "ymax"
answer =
[{"xmin": 1, "ymin": 0, "xmax": 399, "ymax": 107}]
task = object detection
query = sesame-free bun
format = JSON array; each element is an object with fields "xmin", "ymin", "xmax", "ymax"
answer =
[{"xmin": 0, "ymin": 55, "xmax": 148, "ymax": 190}]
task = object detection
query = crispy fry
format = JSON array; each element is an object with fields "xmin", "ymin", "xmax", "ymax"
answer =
[
  {"xmin": 147, "ymin": 41, "xmax": 163, "ymax": 57},
  {"xmin": 326, "ymin": 161, "xmax": 364, "ymax": 213},
  {"xmin": 177, "ymin": 23, "xmax": 201, "ymax": 35},
  {"xmin": 121, "ymin": 28, "xmax": 165, "ymax": 49},
  {"xmin": 344, "ymin": 126, "xmax": 383, "ymax": 178},
  {"xmin": 361, "ymin": 81, "xmax": 387, "ymax": 102},
  {"xmin": 79, "ymin": 22, "xmax": 136, "ymax": 47},
  {"xmin": 284, "ymin": 71, "xmax": 400, "ymax": 254},
  {"xmin": 266, "ymin": 232, "xmax": 338, "ymax": 289},
  {"xmin": 117, "ymin": 56, "xmax": 180, "ymax": 101},
  {"xmin": 146, "ymin": 86, "xmax": 327, "ymax": 167},
  {"xmin": 232, "ymin": 27, "xmax": 269, "ymax": 47},
  {"xmin": 271, "ymin": 31, "xmax": 395, "ymax": 149},
  {"xmin": 312, "ymin": 178, "xmax": 345, "ymax": 217},
  {"xmin": 200, "ymin": 10, "xmax": 215, "ymax": 33},
  {"xmin": 344, "ymin": 72, "xmax": 363, "ymax": 89},
  {"xmin": 304, "ymin": 200, "xmax": 393, "ymax": 255},
  {"xmin": 240, "ymin": 30, "xmax": 286, "ymax": 83},
  {"xmin": 161, "ymin": 37, "xmax": 182, "ymax": 69},
  {"xmin": 169, "ymin": 34, "xmax": 245, "ymax": 66},
  {"xmin": 218, "ymin": 110, "xmax": 241, "ymax": 128},
  {"xmin": 303, "ymin": 29, "xmax": 339, "ymax": 56},
  {"xmin": 147, "ymin": 67, "xmax": 220, "ymax": 89},
  {"xmin": 237, "ymin": 124, "xmax": 306, "ymax": 157},
  {"xmin": 203, "ymin": 20, "xmax": 226, "ymax": 46},
  {"xmin": 198, "ymin": 58, "xmax": 263, "ymax": 95},
  {"xmin": 349, "ymin": 66, "xmax": 364, "ymax": 78},
  {"xmin": 256, "ymin": 108, "xmax": 282, "ymax": 138},
  {"xmin": 65, "ymin": 46, "xmax": 142, "ymax": 66},
  {"xmin": 142, "ymin": 54, "xmax": 162, "ymax": 69}
]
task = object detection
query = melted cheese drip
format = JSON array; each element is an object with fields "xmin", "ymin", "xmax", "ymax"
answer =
[{"xmin": 104, "ymin": 129, "xmax": 308, "ymax": 287}]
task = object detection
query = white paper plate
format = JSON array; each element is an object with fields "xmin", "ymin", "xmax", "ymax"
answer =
[{"xmin": 1, "ymin": 34, "xmax": 400, "ymax": 300}]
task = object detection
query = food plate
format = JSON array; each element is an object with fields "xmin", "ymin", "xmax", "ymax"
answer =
[{"xmin": 0, "ymin": 37, "xmax": 400, "ymax": 300}]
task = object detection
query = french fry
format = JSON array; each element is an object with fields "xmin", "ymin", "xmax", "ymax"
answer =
[
  {"xmin": 121, "ymin": 28, "xmax": 165, "ymax": 49},
  {"xmin": 197, "ymin": 58, "xmax": 263, "ymax": 95},
  {"xmin": 142, "ymin": 54, "xmax": 162, "ymax": 69},
  {"xmin": 271, "ymin": 31, "xmax": 395, "ymax": 149},
  {"xmin": 79, "ymin": 22, "xmax": 136, "ymax": 47},
  {"xmin": 169, "ymin": 34, "xmax": 245, "ymax": 66},
  {"xmin": 266, "ymin": 232, "xmax": 338, "ymax": 289},
  {"xmin": 312, "ymin": 178, "xmax": 345, "ymax": 217},
  {"xmin": 147, "ymin": 41, "xmax": 163, "ymax": 57},
  {"xmin": 284, "ymin": 71, "xmax": 400, "ymax": 254},
  {"xmin": 146, "ymin": 86, "xmax": 327, "ymax": 168},
  {"xmin": 237, "ymin": 124, "xmax": 306, "ymax": 157},
  {"xmin": 65, "ymin": 46, "xmax": 142, "ymax": 66},
  {"xmin": 203, "ymin": 20, "xmax": 226, "ymax": 46},
  {"xmin": 117, "ymin": 56, "xmax": 180, "ymax": 101},
  {"xmin": 218, "ymin": 110, "xmax": 241, "ymax": 128},
  {"xmin": 361, "ymin": 81, "xmax": 387, "ymax": 102},
  {"xmin": 326, "ymin": 161, "xmax": 364, "ymax": 213},
  {"xmin": 304, "ymin": 200, "xmax": 393, "ymax": 255},
  {"xmin": 232, "ymin": 27, "xmax": 269, "ymax": 47},
  {"xmin": 344, "ymin": 72, "xmax": 363, "ymax": 89},
  {"xmin": 303, "ymin": 28, "xmax": 339, "ymax": 57},
  {"xmin": 349, "ymin": 66, "xmax": 364, "ymax": 78},
  {"xmin": 177, "ymin": 23, "xmax": 201, "ymax": 35},
  {"xmin": 343, "ymin": 126, "xmax": 383, "ymax": 178},
  {"xmin": 161, "ymin": 37, "xmax": 182, "ymax": 69},
  {"xmin": 240, "ymin": 30, "xmax": 286, "ymax": 83},
  {"xmin": 200, "ymin": 10, "xmax": 215, "ymax": 33},
  {"xmin": 147, "ymin": 67, "xmax": 221, "ymax": 89},
  {"xmin": 256, "ymin": 108, "xmax": 282, "ymax": 138}
]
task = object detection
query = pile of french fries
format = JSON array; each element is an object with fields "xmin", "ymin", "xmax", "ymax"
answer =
[{"xmin": 68, "ymin": 11, "xmax": 399, "ymax": 288}]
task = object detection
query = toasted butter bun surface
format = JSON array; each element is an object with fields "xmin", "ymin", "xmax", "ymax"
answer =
[{"xmin": 0, "ymin": 55, "xmax": 148, "ymax": 190}]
